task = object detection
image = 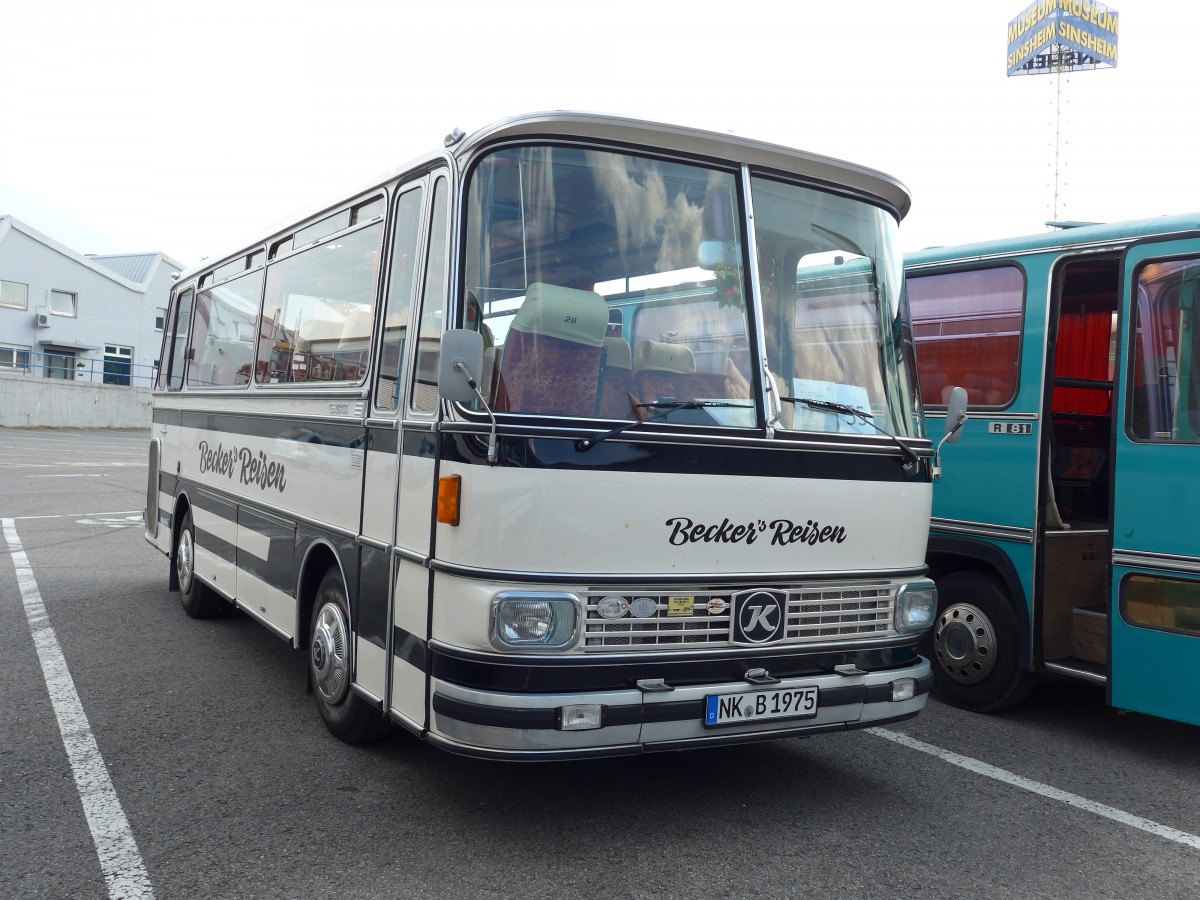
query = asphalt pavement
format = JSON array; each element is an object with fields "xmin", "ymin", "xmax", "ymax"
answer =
[{"xmin": 1, "ymin": 427, "xmax": 1197, "ymax": 899}]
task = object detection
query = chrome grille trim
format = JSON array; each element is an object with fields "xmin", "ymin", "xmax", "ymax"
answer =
[{"xmin": 582, "ymin": 582, "xmax": 897, "ymax": 650}]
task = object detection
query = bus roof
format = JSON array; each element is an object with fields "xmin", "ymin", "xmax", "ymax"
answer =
[
  {"xmin": 452, "ymin": 111, "xmax": 912, "ymax": 219},
  {"xmin": 177, "ymin": 111, "xmax": 911, "ymax": 284},
  {"xmin": 906, "ymin": 212, "xmax": 1200, "ymax": 269}
]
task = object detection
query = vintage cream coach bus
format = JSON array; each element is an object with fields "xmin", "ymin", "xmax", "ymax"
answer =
[{"xmin": 145, "ymin": 112, "xmax": 950, "ymax": 759}]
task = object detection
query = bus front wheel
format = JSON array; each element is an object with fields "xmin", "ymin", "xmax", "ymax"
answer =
[
  {"xmin": 176, "ymin": 510, "xmax": 222, "ymax": 619},
  {"xmin": 923, "ymin": 571, "xmax": 1037, "ymax": 713},
  {"xmin": 309, "ymin": 568, "xmax": 387, "ymax": 744}
]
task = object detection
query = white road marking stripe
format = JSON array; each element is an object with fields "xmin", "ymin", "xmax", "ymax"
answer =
[
  {"xmin": 1, "ymin": 519, "xmax": 155, "ymax": 898},
  {"xmin": 13, "ymin": 510, "xmax": 142, "ymax": 521},
  {"xmin": 869, "ymin": 727, "xmax": 1200, "ymax": 849},
  {"xmin": 0, "ymin": 462, "xmax": 142, "ymax": 469},
  {"xmin": 26, "ymin": 474, "xmax": 106, "ymax": 478}
]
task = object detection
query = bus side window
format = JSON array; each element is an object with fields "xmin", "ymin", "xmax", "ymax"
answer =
[
  {"xmin": 257, "ymin": 221, "xmax": 383, "ymax": 386},
  {"xmin": 908, "ymin": 266, "xmax": 1025, "ymax": 408},
  {"xmin": 156, "ymin": 292, "xmax": 179, "ymax": 390},
  {"xmin": 374, "ymin": 183, "xmax": 425, "ymax": 413},
  {"xmin": 187, "ymin": 271, "xmax": 262, "ymax": 389},
  {"xmin": 411, "ymin": 176, "xmax": 449, "ymax": 414},
  {"xmin": 1130, "ymin": 258, "xmax": 1200, "ymax": 441},
  {"xmin": 164, "ymin": 289, "xmax": 194, "ymax": 391}
]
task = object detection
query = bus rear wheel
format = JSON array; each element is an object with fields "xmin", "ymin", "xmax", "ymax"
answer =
[
  {"xmin": 309, "ymin": 568, "xmax": 387, "ymax": 744},
  {"xmin": 176, "ymin": 510, "xmax": 222, "ymax": 619},
  {"xmin": 923, "ymin": 571, "xmax": 1037, "ymax": 713}
]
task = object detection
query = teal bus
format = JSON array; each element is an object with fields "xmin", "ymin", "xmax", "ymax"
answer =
[{"xmin": 905, "ymin": 214, "xmax": 1200, "ymax": 726}]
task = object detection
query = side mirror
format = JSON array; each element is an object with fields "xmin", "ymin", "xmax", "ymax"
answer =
[
  {"xmin": 932, "ymin": 386, "xmax": 968, "ymax": 483},
  {"xmin": 437, "ymin": 329, "xmax": 485, "ymax": 404},
  {"xmin": 942, "ymin": 386, "xmax": 968, "ymax": 444}
]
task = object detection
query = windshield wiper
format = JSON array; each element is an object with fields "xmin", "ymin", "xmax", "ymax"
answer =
[
  {"xmin": 576, "ymin": 400, "xmax": 752, "ymax": 451},
  {"xmin": 780, "ymin": 395, "xmax": 920, "ymax": 471}
]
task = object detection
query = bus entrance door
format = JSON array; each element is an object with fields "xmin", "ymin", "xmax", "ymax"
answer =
[{"xmin": 1110, "ymin": 240, "xmax": 1200, "ymax": 726}]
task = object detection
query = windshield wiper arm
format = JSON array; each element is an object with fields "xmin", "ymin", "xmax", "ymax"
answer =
[
  {"xmin": 576, "ymin": 400, "xmax": 751, "ymax": 451},
  {"xmin": 779, "ymin": 395, "xmax": 920, "ymax": 470}
]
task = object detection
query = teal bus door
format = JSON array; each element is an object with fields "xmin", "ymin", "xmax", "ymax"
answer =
[{"xmin": 1111, "ymin": 239, "xmax": 1200, "ymax": 726}]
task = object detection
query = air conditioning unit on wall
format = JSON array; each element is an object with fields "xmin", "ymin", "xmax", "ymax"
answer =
[{"xmin": 35, "ymin": 311, "xmax": 51, "ymax": 328}]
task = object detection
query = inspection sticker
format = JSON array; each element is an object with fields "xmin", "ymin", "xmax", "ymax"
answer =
[{"xmin": 668, "ymin": 596, "xmax": 695, "ymax": 616}]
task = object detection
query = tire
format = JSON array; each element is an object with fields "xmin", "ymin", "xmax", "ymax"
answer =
[
  {"xmin": 309, "ymin": 568, "xmax": 387, "ymax": 744},
  {"xmin": 176, "ymin": 510, "xmax": 222, "ymax": 619},
  {"xmin": 921, "ymin": 571, "xmax": 1038, "ymax": 713}
]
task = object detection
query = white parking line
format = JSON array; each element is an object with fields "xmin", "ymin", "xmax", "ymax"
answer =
[
  {"xmin": 0, "ymin": 462, "xmax": 142, "ymax": 468},
  {"xmin": 26, "ymin": 474, "xmax": 107, "ymax": 478},
  {"xmin": 1, "ymin": 518, "xmax": 155, "ymax": 899},
  {"xmin": 869, "ymin": 727, "xmax": 1200, "ymax": 849},
  {"xmin": 12, "ymin": 510, "xmax": 142, "ymax": 521}
]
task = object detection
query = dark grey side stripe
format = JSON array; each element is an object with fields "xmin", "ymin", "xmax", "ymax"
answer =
[
  {"xmin": 236, "ymin": 505, "xmax": 296, "ymax": 597},
  {"xmin": 172, "ymin": 411, "xmax": 365, "ymax": 447},
  {"xmin": 192, "ymin": 524, "xmax": 237, "ymax": 567},
  {"xmin": 171, "ymin": 475, "xmax": 356, "ymax": 542},
  {"xmin": 356, "ymin": 543, "xmax": 389, "ymax": 649},
  {"xmin": 393, "ymin": 628, "xmax": 428, "ymax": 673}
]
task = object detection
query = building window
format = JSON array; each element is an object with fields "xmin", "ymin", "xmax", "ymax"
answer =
[
  {"xmin": 50, "ymin": 290, "xmax": 77, "ymax": 317},
  {"xmin": 155, "ymin": 308, "xmax": 167, "ymax": 331},
  {"xmin": 104, "ymin": 344, "xmax": 133, "ymax": 386},
  {"xmin": 0, "ymin": 344, "xmax": 31, "ymax": 372},
  {"xmin": 1, "ymin": 280, "xmax": 28, "ymax": 309},
  {"xmin": 44, "ymin": 351, "xmax": 76, "ymax": 379}
]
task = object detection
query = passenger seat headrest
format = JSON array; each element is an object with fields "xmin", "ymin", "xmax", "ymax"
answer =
[
  {"xmin": 635, "ymin": 339, "xmax": 695, "ymax": 374},
  {"xmin": 603, "ymin": 336, "xmax": 632, "ymax": 370},
  {"xmin": 509, "ymin": 282, "xmax": 608, "ymax": 347}
]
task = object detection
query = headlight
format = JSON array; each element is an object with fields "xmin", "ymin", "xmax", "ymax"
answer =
[
  {"xmin": 895, "ymin": 581, "xmax": 938, "ymax": 634},
  {"xmin": 490, "ymin": 593, "xmax": 579, "ymax": 650}
]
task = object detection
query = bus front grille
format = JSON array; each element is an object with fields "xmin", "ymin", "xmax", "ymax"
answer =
[{"xmin": 581, "ymin": 584, "xmax": 896, "ymax": 650}]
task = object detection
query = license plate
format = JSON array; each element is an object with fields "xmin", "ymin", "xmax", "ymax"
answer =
[{"xmin": 704, "ymin": 686, "xmax": 819, "ymax": 727}]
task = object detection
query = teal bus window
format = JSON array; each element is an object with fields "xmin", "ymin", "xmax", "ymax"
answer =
[{"xmin": 1122, "ymin": 574, "xmax": 1200, "ymax": 637}]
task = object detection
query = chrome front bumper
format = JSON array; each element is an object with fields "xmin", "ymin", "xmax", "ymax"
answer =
[{"xmin": 426, "ymin": 656, "xmax": 933, "ymax": 760}]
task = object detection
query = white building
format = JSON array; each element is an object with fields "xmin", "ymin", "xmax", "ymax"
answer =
[{"xmin": 0, "ymin": 215, "xmax": 185, "ymax": 387}]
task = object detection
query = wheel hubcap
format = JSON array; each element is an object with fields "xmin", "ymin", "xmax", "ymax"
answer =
[
  {"xmin": 176, "ymin": 529, "xmax": 194, "ymax": 592},
  {"xmin": 933, "ymin": 602, "xmax": 997, "ymax": 684},
  {"xmin": 311, "ymin": 603, "xmax": 350, "ymax": 705}
]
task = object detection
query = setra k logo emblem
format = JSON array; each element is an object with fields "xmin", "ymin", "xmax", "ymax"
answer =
[{"xmin": 732, "ymin": 590, "xmax": 787, "ymax": 644}]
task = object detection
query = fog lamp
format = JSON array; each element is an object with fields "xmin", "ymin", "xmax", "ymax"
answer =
[
  {"xmin": 490, "ymin": 593, "xmax": 578, "ymax": 651},
  {"xmin": 891, "ymin": 677, "xmax": 917, "ymax": 702},
  {"xmin": 558, "ymin": 704, "xmax": 604, "ymax": 731},
  {"xmin": 895, "ymin": 581, "xmax": 938, "ymax": 634}
]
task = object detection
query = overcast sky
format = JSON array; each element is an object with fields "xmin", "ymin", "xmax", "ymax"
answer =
[{"xmin": 1, "ymin": 0, "xmax": 1192, "ymax": 269}]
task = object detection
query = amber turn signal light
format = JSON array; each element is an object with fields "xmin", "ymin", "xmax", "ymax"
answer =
[{"xmin": 437, "ymin": 475, "xmax": 461, "ymax": 525}]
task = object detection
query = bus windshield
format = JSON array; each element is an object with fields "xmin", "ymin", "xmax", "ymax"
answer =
[
  {"xmin": 463, "ymin": 144, "xmax": 921, "ymax": 437},
  {"xmin": 755, "ymin": 178, "xmax": 922, "ymax": 439}
]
